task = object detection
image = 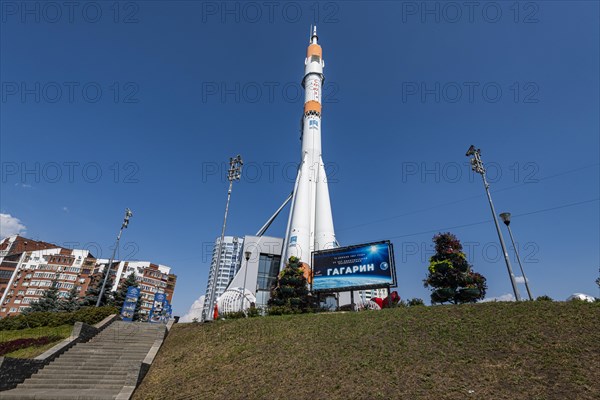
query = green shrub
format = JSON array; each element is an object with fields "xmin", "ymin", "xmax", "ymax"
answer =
[
  {"xmin": 0, "ymin": 306, "xmax": 118, "ymax": 331},
  {"xmin": 407, "ymin": 298, "xmax": 425, "ymax": 307},
  {"xmin": 246, "ymin": 307, "xmax": 263, "ymax": 318},
  {"xmin": 220, "ymin": 311, "xmax": 246, "ymax": 320},
  {"xmin": 267, "ymin": 305, "xmax": 298, "ymax": 316},
  {"xmin": 536, "ymin": 295, "xmax": 553, "ymax": 302}
]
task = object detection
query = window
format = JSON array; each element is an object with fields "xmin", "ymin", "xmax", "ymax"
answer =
[
  {"xmin": 0, "ymin": 270, "xmax": 12, "ymax": 280},
  {"xmin": 257, "ymin": 254, "xmax": 281, "ymax": 291},
  {"xmin": 9, "ymin": 307, "xmax": 17, "ymax": 313}
]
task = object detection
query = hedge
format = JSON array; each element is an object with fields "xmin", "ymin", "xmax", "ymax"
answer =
[{"xmin": 0, "ymin": 306, "xmax": 118, "ymax": 331}]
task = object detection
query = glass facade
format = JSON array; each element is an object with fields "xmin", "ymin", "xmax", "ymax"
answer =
[{"xmin": 257, "ymin": 253, "xmax": 281, "ymax": 291}]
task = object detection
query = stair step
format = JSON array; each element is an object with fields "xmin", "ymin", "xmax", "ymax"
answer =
[
  {"xmin": 59, "ymin": 354, "xmax": 148, "ymax": 358},
  {"xmin": 34, "ymin": 372, "xmax": 128, "ymax": 379},
  {"xmin": 44, "ymin": 361, "xmax": 142, "ymax": 371},
  {"xmin": 26, "ymin": 378, "xmax": 128, "ymax": 384},
  {"xmin": 0, "ymin": 388, "xmax": 121, "ymax": 400},
  {"xmin": 18, "ymin": 383, "xmax": 124, "ymax": 389}
]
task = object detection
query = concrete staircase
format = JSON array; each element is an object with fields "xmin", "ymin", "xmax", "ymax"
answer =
[{"xmin": 0, "ymin": 321, "xmax": 166, "ymax": 400}]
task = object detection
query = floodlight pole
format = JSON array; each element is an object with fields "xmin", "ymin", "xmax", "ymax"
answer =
[
  {"xmin": 96, "ymin": 208, "xmax": 133, "ymax": 307},
  {"xmin": 202, "ymin": 155, "xmax": 243, "ymax": 321},
  {"xmin": 466, "ymin": 146, "xmax": 521, "ymax": 301},
  {"xmin": 500, "ymin": 213, "xmax": 534, "ymax": 301}
]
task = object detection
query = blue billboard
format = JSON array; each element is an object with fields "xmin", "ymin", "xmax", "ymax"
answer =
[
  {"xmin": 120, "ymin": 286, "xmax": 140, "ymax": 322},
  {"xmin": 311, "ymin": 241, "xmax": 396, "ymax": 292},
  {"xmin": 148, "ymin": 292, "xmax": 167, "ymax": 323}
]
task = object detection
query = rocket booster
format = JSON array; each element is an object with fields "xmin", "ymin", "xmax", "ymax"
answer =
[{"xmin": 282, "ymin": 26, "xmax": 338, "ymax": 268}]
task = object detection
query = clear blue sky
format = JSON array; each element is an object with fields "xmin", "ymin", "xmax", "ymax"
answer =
[{"xmin": 1, "ymin": 1, "xmax": 598, "ymax": 314}]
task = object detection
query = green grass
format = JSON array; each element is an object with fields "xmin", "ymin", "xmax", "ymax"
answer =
[
  {"xmin": 3, "ymin": 340, "xmax": 64, "ymax": 358},
  {"xmin": 0, "ymin": 325, "xmax": 72, "ymax": 359},
  {"xmin": 134, "ymin": 302, "xmax": 600, "ymax": 400},
  {"xmin": 0, "ymin": 325, "xmax": 73, "ymax": 343}
]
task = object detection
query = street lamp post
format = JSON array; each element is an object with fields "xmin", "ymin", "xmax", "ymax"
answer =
[
  {"xmin": 466, "ymin": 145, "xmax": 521, "ymax": 301},
  {"xmin": 500, "ymin": 212, "xmax": 533, "ymax": 300},
  {"xmin": 240, "ymin": 251, "xmax": 251, "ymax": 312},
  {"xmin": 96, "ymin": 208, "xmax": 133, "ymax": 307},
  {"xmin": 202, "ymin": 155, "xmax": 243, "ymax": 321}
]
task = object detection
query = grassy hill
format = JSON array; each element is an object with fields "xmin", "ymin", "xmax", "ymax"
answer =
[{"xmin": 134, "ymin": 302, "xmax": 599, "ymax": 400}]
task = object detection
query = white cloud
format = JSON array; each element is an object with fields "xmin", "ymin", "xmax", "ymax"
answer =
[
  {"xmin": 62, "ymin": 206, "xmax": 69, "ymax": 213},
  {"xmin": 0, "ymin": 213, "xmax": 27, "ymax": 239},
  {"xmin": 482, "ymin": 293, "xmax": 516, "ymax": 302},
  {"xmin": 179, "ymin": 295, "xmax": 205, "ymax": 323},
  {"xmin": 515, "ymin": 276, "xmax": 528, "ymax": 284}
]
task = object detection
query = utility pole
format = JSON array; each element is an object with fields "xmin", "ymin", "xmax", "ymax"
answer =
[
  {"xmin": 466, "ymin": 145, "xmax": 521, "ymax": 301},
  {"xmin": 202, "ymin": 155, "xmax": 243, "ymax": 321}
]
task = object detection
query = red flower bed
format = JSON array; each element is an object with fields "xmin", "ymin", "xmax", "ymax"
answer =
[{"xmin": 0, "ymin": 336, "xmax": 62, "ymax": 356}]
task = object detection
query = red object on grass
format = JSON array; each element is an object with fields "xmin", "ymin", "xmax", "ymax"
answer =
[{"xmin": 372, "ymin": 291, "xmax": 400, "ymax": 309}]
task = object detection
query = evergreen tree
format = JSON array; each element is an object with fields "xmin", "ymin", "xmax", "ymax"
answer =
[
  {"xmin": 423, "ymin": 233, "xmax": 487, "ymax": 304},
  {"xmin": 61, "ymin": 285, "xmax": 82, "ymax": 312},
  {"xmin": 112, "ymin": 272, "xmax": 142, "ymax": 321},
  {"xmin": 80, "ymin": 269, "xmax": 113, "ymax": 307},
  {"xmin": 24, "ymin": 279, "xmax": 62, "ymax": 313},
  {"xmin": 268, "ymin": 256, "xmax": 311, "ymax": 313}
]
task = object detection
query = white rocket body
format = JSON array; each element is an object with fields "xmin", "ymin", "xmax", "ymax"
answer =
[{"xmin": 282, "ymin": 27, "xmax": 338, "ymax": 268}]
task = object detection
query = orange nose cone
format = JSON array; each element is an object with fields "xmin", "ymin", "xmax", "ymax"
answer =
[{"xmin": 307, "ymin": 44, "xmax": 322, "ymax": 59}]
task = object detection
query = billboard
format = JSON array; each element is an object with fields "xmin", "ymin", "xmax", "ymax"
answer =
[
  {"xmin": 311, "ymin": 240, "xmax": 396, "ymax": 292},
  {"xmin": 148, "ymin": 292, "xmax": 167, "ymax": 323},
  {"xmin": 120, "ymin": 286, "xmax": 140, "ymax": 322}
]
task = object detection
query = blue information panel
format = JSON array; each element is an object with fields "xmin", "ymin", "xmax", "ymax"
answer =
[
  {"xmin": 148, "ymin": 293, "xmax": 171, "ymax": 324},
  {"xmin": 120, "ymin": 286, "xmax": 140, "ymax": 322},
  {"xmin": 311, "ymin": 241, "xmax": 397, "ymax": 292}
]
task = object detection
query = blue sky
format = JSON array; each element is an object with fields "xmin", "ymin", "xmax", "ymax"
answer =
[{"xmin": 1, "ymin": 1, "xmax": 598, "ymax": 315}]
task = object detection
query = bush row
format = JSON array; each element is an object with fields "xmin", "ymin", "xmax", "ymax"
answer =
[{"xmin": 0, "ymin": 306, "xmax": 118, "ymax": 331}]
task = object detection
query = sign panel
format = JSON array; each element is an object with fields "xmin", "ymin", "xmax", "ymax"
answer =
[
  {"xmin": 120, "ymin": 286, "xmax": 140, "ymax": 322},
  {"xmin": 148, "ymin": 292, "xmax": 166, "ymax": 323},
  {"xmin": 311, "ymin": 241, "xmax": 396, "ymax": 292}
]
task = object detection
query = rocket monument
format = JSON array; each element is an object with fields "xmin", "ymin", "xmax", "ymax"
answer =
[{"xmin": 282, "ymin": 26, "xmax": 339, "ymax": 270}]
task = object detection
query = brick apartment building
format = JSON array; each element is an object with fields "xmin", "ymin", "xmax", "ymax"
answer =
[{"xmin": 0, "ymin": 235, "xmax": 177, "ymax": 318}]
